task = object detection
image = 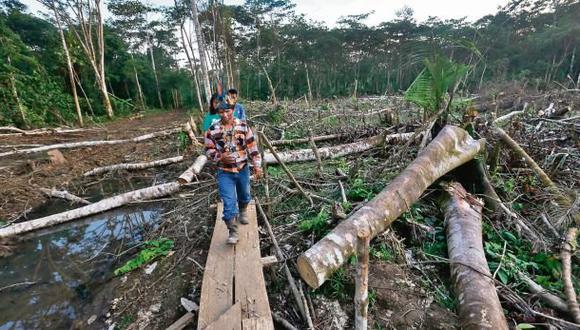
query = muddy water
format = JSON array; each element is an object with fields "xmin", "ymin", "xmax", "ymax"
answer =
[{"xmin": 0, "ymin": 204, "xmax": 164, "ymax": 329}]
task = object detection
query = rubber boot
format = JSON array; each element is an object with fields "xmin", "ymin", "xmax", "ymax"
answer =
[
  {"xmin": 226, "ymin": 221, "xmax": 239, "ymax": 245},
  {"xmin": 238, "ymin": 204, "xmax": 249, "ymax": 225}
]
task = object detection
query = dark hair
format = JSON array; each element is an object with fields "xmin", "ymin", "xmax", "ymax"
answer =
[
  {"xmin": 209, "ymin": 93, "xmax": 220, "ymax": 115},
  {"xmin": 227, "ymin": 88, "xmax": 238, "ymax": 95}
]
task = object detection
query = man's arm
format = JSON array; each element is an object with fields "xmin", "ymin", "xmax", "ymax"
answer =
[
  {"xmin": 204, "ymin": 129, "xmax": 221, "ymax": 163},
  {"xmin": 245, "ymin": 125, "xmax": 262, "ymax": 173}
]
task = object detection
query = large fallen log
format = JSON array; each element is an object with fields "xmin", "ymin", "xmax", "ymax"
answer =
[
  {"xmin": 270, "ymin": 133, "xmax": 345, "ymax": 146},
  {"xmin": 442, "ymin": 182, "xmax": 508, "ymax": 330},
  {"xmin": 83, "ymin": 156, "xmax": 185, "ymax": 177},
  {"xmin": 0, "ymin": 155, "xmax": 207, "ymax": 238},
  {"xmin": 263, "ymin": 132, "xmax": 416, "ymax": 164},
  {"xmin": 0, "ymin": 127, "xmax": 183, "ymax": 158},
  {"xmin": 296, "ymin": 126, "xmax": 485, "ymax": 288}
]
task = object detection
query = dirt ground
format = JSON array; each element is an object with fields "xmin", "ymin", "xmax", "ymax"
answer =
[{"xmin": 0, "ymin": 110, "xmax": 191, "ymax": 221}]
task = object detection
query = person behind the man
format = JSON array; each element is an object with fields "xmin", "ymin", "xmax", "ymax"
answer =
[
  {"xmin": 226, "ymin": 88, "xmax": 247, "ymax": 121},
  {"xmin": 202, "ymin": 93, "xmax": 221, "ymax": 131},
  {"xmin": 204, "ymin": 101, "xmax": 262, "ymax": 244}
]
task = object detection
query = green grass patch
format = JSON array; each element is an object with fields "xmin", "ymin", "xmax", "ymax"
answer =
[{"xmin": 114, "ymin": 238, "xmax": 174, "ymax": 276}]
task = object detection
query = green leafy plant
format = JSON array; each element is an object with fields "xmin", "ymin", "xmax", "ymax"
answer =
[
  {"xmin": 316, "ymin": 267, "xmax": 349, "ymax": 301},
  {"xmin": 177, "ymin": 131, "xmax": 189, "ymax": 151},
  {"xmin": 404, "ymin": 54, "xmax": 468, "ymax": 117},
  {"xmin": 348, "ymin": 178, "xmax": 375, "ymax": 201},
  {"xmin": 298, "ymin": 208, "xmax": 331, "ymax": 238},
  {"xmin": 370, "ymin": 243, "xmax": 394, "ymax": 262},
  {"xmin": 114, "ymin": 238, "xmax": 174, "ymax": 276}
]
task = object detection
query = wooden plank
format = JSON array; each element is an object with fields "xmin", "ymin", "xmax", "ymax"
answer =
[
  {"xmin": 197, "ymin": 203, "xmax": 235, "ymax": 329},
  {"xmin": 242, "ymin": 317, "xmax": 273, "ymax": 330},
  {"xmin": 166, "ymin": 312, "xmax": 194, "ymax": 330},
  {"xmin": 235, "ymin": 203, "xmax": 274, "ymax": 329},
  {"xmin": 205, "ymin": 302, "xmax": 241, "ymax": 330}
]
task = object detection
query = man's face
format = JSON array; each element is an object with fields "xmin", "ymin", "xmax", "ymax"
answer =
[
  {"xmin": 227, "ymin": 93, "xmax": 238, "ymax": 105},
  {"xmin": 218, "ymin": 107, "xmax": 234, "ymax": 122}
]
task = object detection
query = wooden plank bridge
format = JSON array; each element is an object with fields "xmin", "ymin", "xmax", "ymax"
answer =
[{"xmin": 196, "ymin": 202, "xmax": 274, "ymax": 330}]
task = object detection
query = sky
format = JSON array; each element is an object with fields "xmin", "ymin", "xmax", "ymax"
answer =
[{"xmin": 21, "ymin": 0, "xmax": 510, "ymax": 26}]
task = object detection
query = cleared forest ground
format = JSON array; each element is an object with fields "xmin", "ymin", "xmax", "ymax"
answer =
[{"xmin": 0, "ymin": 88, "xmax": 579, "ymax": 329}]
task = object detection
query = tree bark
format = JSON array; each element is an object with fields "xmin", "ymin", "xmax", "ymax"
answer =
[
  {"xmin": 149, "ymin": 39, "xmax": 164, "ymax": 109},
  {"xmin": 442, "ymin": 182, "xmax": 508, "ymax": 330},
  {"xmin": 297, "ymin": 126, "xmax": 485, "ymax": 288},
  {"xmin": 0, "ymin": 155, "xmax": 207, "ymax": 238},
  {"xmin": 39, "ymin": 187, "xmax": 90, "ymax": 205}
]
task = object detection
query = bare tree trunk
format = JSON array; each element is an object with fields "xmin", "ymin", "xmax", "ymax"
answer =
[
  {"xmin": 53, "ymin": 6, "xmax": 83, "ymax": 127},
  {"xmin": 442, "ymin": 182, "xmax": 508, "ymax": 330},
  {"xmin": 305, "ymin": 63, "xmax": 313, "ymax": 104},
  {"xmin": 149, "ymin": 40, "xmax": 164, "ymax": 109},
  {"xmin": 190, "ymin": 0, "xmax": 212, "ymax": 104},
  {"xmin": 130, "ymin": 53, "xmax": 145, "ymax": 110},
  {"xmin": 180, "ymin": 22, "xmax": 204, "ymax": 112},
  {"xmin": 83, "ymin": 155, "xmax": 185, "ymax": 176},
  {"xmin": 6, "ymin": 55, "xmax": 27, "ymax": 127},
  {"xmin": 262, "ymin": 65, "xmax": 278, "ymax": 105},
  {"xmin": 264, "ymin": 133, "xmax": 416, "ymax": 165},
  {"xmin": 297, "ymin": 126, "xmax": 485, "ymax": 288},
  {"xmin": 57, "ymin": 0, "xmax": 113, "ymax": 118}
]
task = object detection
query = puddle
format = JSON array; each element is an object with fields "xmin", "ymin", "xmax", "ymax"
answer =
[{"xmin": 0, "ymin": 205, "xmax": 164, "ymax": 329}]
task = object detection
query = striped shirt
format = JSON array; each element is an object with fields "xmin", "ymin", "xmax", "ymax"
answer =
[{"xmin": 204, "ymin": 118, "xmax": 262, "ymax": 173}]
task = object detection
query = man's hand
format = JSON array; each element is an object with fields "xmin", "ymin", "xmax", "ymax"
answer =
[
  {"xmin": 253, "ymin": 167, "xmax": 263, "ymax": 180},
  {"xmin": 220, "ymin": 152, "xmax": 237, "ymax": 165}
]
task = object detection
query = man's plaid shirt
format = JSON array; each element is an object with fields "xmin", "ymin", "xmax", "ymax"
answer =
[{"xmin": 204, "ymin": 118, "xmax": 262, "ymax": 173}]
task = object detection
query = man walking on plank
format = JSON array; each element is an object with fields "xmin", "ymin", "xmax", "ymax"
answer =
[{"xmin": 204, "ymin": 101, "xmax": 263, "ymax": 244}]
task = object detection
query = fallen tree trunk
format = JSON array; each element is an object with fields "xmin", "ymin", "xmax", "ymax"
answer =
[
  {"xmin": 0, "ymin": 155, "xmax": 207, "ymax": 238},
  {"xmin": 297, "ymin": 126, "xmax": 485, "ymax": 288},
  {"xmin": 264, "ymin": 132, "xmax": 416, "ymax": 165},
  {"xmin": 39, "ymin": 188, "xmax": 90, "ymax": 205},
  {"xmin": 561, "ymin": 227, "xmax": 580, "ymax": 324},
  {"xmin": 518, "ymin": 271, "xmax": 569, "ymax": 313},
  {"xmin": 0, "ymin": 127, "xmax": 101, "ymax": 136},
  {"xmin": 442, "ymin": 182, "xmax": 508, "ymax": 330},
  {"xmin": 83, "ymin": 156, "xmax": 185, "ymax": 177},
  {"xmin": 270, "ymin": 133, "xmax": 346, "ymax": 146},
  {"xmin": 0, "ymin": 127, "xmax": 183, "ymax": 158}
]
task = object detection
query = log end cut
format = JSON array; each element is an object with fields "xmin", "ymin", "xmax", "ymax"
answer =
[{"xmin": 297, "ymin": 254, "xmax": 320, "ymax": 289}]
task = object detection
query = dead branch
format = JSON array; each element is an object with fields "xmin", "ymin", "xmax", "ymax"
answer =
[
  {"xmin": 39, "ymin": 187, "xmax": 90, "ymax": 205},
  {"xmin": 297, "ymin": 126, "xmax": 485, "ymax": 288},
  {"xmin": 270, "ymin": 133, "xmax": 346, "ymax": 146},
  {"xmin": 518, "ymin": 271, "xmax": 569, "ymax": 314},
  {"xmin": 255, "ymin": 199, "xmax": 312, "ymax": 326}
]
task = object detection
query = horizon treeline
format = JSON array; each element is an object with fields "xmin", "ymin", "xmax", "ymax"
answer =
[{"xmin": 0, "ymin": 0, "xmax": 578, "ymax": 127}]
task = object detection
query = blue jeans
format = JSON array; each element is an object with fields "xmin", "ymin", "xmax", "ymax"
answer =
[{"xmin": 217, "ymin": 165, "xmax": 252, "ymax": 223}]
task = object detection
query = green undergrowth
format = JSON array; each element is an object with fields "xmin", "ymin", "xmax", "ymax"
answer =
[{"xmin": 114, "ymin": 238, "xmax": 174, "ymax": 276}]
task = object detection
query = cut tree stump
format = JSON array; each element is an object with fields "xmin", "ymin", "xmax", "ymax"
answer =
[{"xmin": 297, "ymin": 126, "xmax": 485, "ymax": 288}]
